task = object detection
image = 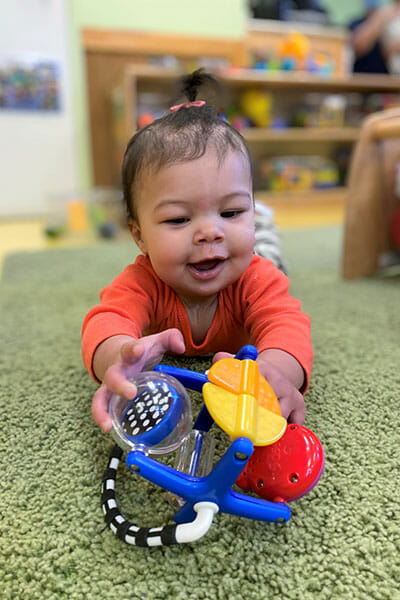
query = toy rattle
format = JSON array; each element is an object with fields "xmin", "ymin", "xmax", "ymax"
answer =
[{"xmin": 101, "ymin": 346, "xmax": 324, "ymax": 547}]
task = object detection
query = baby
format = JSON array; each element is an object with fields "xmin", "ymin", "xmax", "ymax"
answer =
[{"xmin": 81, "ymin": 70, "xmax": 313, "ymax": 432}]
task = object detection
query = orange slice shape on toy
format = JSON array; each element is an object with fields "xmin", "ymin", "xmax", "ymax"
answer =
[
  {"xmin": 203, "ymin": 358, "xmax": 287, "ymax": 446},
  {"xmin": 208, "ymin": 358, "xmax": 281, "ymax": 414}
]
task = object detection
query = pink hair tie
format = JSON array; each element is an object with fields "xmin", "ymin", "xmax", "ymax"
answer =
[{"xmin": 169, "ymin": 100, "xmax": 206, "ymax": 112}]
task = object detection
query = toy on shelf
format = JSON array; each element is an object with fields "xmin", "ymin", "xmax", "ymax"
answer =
[
  {"xmin": 137, "ymin": 112, "xmax": 154, "ymax": 129},
  {"xmin": 251, "ymin": 49, "xmax": 270, "ymax": 71},
  {"xmin": 306, "ymin": 52, "xmax": 334, "ymax": 77},
  {"xmin": 279, "ymin": 31, "xmax": 310, "ymax": 71},
  {"xmin": 247, "ymin": 31, "xmax": 335, "ymax": 76},
  {"xmin": 319, "ymin": 95, "xmax": 346, "ymax": 128},
  {"xmin": 43, "ymin": 187, "xmax": 125, "ymax": 241},
  {"xmin": 258, "ymin": 155, "xmax": 339, "ymax": 192},
  {"xmin": 240, "ymin": 89, "xmax": 272, "ymax": 128},
  {"xmin": 102, "ymin": 346, "xmax": 324, "ymax": 547}
]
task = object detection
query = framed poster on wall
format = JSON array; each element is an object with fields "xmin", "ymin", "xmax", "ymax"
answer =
[{"xmin": 0, "ymin": 56, "xmax": 61, "ymax": 111}]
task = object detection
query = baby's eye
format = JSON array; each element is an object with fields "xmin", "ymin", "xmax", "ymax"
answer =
[
  {"xmin": 163, "ymin": 217, "xmax": 189, "ymax": 225},
  {"xmin": 221, "ymin": 210, "xmax": 243, "ymax": 219}
]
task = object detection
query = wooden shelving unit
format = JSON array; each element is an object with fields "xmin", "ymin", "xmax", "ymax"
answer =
[
  {"xmin": 118, "ymin": 64, "xmax": 400, "ymax": 213},
  {"xmin": 122, "ymin": 64, "xmax": 400, "ymax": 141},
  {"xmin": 82, "ymin": 23, "xmax": 399, "ymax": 194}
]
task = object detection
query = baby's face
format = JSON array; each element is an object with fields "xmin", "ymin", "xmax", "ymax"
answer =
[{"xmin": 130, "ymin": 148, "xmax": 255, "ymax": 305}]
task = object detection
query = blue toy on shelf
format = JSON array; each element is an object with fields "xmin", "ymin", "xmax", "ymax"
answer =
[{"xmin": 101, "ymin": 346, "xmax": 324, "ymax": 547}]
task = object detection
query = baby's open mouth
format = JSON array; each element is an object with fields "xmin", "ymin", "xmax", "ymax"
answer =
[
  {"xmin": 189, "ymin": 258, "xmax": 223, "ymax": 272},
  {"xmin": 187, "ymin": 258, "xmax": 226, "ymax": 280}
]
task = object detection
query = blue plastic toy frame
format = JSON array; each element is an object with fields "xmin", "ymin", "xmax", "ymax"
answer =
[{"xmin": 130, "ymin": 346, "xmax": 291, "ymax": 523}]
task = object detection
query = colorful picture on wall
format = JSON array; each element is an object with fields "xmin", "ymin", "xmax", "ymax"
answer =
[{"xmin": 0, "ymin": 57, "xmax": 61, "ymax": 111}]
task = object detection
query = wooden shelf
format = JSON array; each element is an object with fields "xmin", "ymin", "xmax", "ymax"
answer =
[
  {"xmin": 256, "ymin": 187, "xmax": 346, "ymax": 227},
  {"xmin": 124, "ymin": 63, "xmax": 400, "ymax": 93},
  {"xmin": 218, "ymin": 69, "xmax": 400, "ymax": 93},
  {"xmin": 255, "ymin": 186, "xmax": 347, "ymax": 208},
  {"xmin": 83, "ymin": 29, "xmax": 246, "ymax": 65},
  {"xmin": 243, "ymin": 127, "xmax": 360, "ymax": 143}
]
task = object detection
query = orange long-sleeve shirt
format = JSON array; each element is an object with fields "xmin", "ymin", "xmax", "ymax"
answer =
[{"xmin": 82, "ymin": 254, "xmax": 313, "ymax": 389}]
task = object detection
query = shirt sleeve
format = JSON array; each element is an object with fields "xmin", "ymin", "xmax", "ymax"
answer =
[
  {"xmin": 238, "ymin": 257, "xmax": 313, "ymax": 392},
  {"xmin": 81, "ymin": 260, "xmax": 155, "ymax": 380}
]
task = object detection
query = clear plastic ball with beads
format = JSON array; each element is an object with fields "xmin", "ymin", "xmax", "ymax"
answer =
[{"xmin": 109, "ymin": 371, "xmax": 193, "ymax": 455}]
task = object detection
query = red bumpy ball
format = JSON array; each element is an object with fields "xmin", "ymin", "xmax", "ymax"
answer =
[{"xmin": 236, "ymin": 424, "xmax": 324, "ymax": 502}]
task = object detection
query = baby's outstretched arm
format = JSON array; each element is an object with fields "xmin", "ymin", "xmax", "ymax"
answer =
[
  {"xmin": 91, "ymin": 329, "xmax": 185, "ymax": 432},
  {"xmin": 213, "ymin": 348, "xmax": 306, "ymax": 425},
  {"xmin": 256, "ymin": 349, "xmax": 305, "ymax": 425}
]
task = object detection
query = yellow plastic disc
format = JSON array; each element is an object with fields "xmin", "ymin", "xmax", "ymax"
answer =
[{"xmin": 203, "ymin": 382, "xmax": 287, "ymax": 446}]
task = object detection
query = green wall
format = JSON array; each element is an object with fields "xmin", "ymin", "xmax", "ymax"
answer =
[
  {"xmin": 323, "ymin": 0, "xmax": 359, "ymax": 25},
  {"xmin": 68, "ymin": 0, "xmax": 248, "ymax": 189},
  {"xmin": 323, "ymin": 0, "xmax": 390, "ymax": 25},
  {"xmin": 72, "ymin": 0, "xmax": 247, "ymax": 37}
]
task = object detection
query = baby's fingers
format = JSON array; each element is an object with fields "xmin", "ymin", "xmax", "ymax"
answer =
[
  {"xmin": 287, "ymin": 406, "xmax": 306, "ymax": 425},
  {"xmin": 119, "ymin": 340, "xmax": 145, "ymax": 362},
  {"xmin": 91, "ymin": 384, "xmax": 113, "ymax": 433},
  {"xmin": 120, "ymin": 329, "xmax": 185, "ymax": 372},
  {"xmin": 103, "ymin": 364, "xmax": 137, "ymax": 400},
  {"xmin": 163, "ymin": 328, "xmax": 186, "ymax": 354},
  {"xmin": 212, "ymin": 351, "xmax": 234, "ymax": 364},
  {"xmin": 279, "ymin": 391, "xmax": 306, "ymax": 425}
]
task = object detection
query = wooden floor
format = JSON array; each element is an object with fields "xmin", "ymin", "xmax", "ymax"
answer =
[{"xmin": 0, "ymin": 200, "xmax": 344, "ymax": 278}]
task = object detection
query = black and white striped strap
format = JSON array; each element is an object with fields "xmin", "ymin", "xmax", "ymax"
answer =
[
  {"xmin": 101, "ymin": 445, "xmax": 218, "ymax": 546},
  {"xmin": 101, "ymin": 444, "xmax": 180, "ymax": 546}
]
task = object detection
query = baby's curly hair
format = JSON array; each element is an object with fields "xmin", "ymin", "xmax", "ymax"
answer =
[{"xmin": 121, "ymin": 69, "xmax": 252, "ymax": 220}]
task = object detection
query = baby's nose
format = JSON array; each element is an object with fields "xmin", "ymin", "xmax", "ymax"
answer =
[{"xmin": 193, "ymin": 219, "xmax": 224, "ymax": 244}]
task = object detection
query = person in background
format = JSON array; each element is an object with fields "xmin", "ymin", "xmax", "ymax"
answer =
[
  {"xmin": 349, "ymin": 0, "xmax": 400, "ymax": 74},
  {"xmin": 249, "ymin": 0, "xmax": 328, "ymax": 21},
  {"xmin": 381, "ymin": 0, "xmax": 400, "ymax": 74}
]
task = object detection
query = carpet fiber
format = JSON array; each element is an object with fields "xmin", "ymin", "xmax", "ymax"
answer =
[{"xmin": 1, "ymin": 227, "xmax": 399, "ymax": 600}]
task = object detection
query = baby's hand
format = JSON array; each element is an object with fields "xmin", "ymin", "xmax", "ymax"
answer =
[
  {"xmin": 92, "ymin": 329, "xmax": 185, "ymax": 432},
  {"xmin": 212, "ymin": 349, "xmax": 306, "ymax": 425},
  {"xmin": 256, "ymin": 359, "xmax": 305, "ymax": 425}
]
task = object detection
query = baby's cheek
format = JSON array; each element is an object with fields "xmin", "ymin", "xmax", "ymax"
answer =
[{"xmin": 242, "ymin": 228, "xmax": 256, "ymax": 252}]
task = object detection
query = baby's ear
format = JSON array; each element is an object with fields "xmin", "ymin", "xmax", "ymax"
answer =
[{"xmin": 128, "ymin": 219, "xmax": 147, "ymax": 254}]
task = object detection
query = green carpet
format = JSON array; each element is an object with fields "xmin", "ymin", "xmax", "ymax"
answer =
[{"xmin": 1, "ymin": 226, "xmax": 399, "ymax": 600}]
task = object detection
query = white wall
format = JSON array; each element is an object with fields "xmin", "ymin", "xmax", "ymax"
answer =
[{"xmin": 0, "ymin": 0, "xmax": 79, "ymax": 217}]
